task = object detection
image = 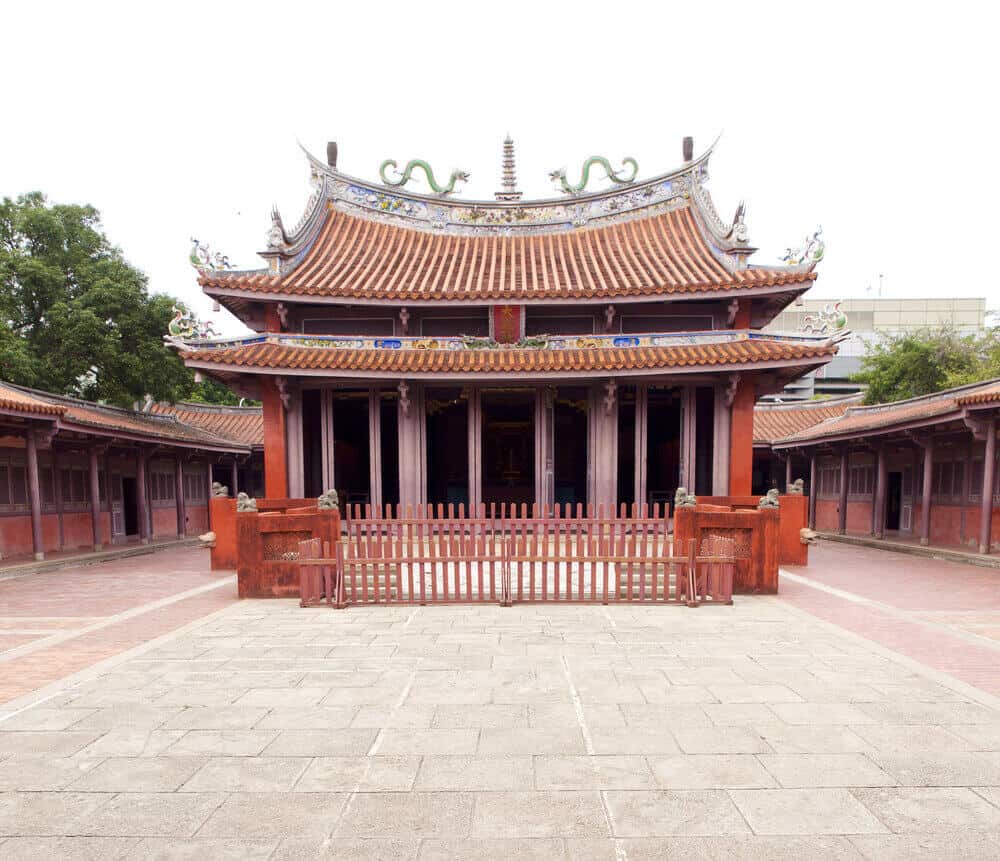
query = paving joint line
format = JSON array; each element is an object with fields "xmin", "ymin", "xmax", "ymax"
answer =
[
  {"xmin": 781, "ymin": 569, "xmax": 1000, "ymax": 656},
  {"xmin": 0, "ymin": 576, "xmax": 235, "ymax": 663}
]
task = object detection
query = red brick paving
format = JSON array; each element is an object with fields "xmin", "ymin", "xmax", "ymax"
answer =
[
  {"xmin": 783, "ymin": 543, "xmax": 1000, "ymax": 698},
  {"xmin": 0, "ymin": 547, "xmax": 236, "ymax": 705}
]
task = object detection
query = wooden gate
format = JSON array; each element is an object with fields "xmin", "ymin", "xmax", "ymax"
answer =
[{"xmin": 299, "ymin": 507, "xmax": 736, "ymax": 609}]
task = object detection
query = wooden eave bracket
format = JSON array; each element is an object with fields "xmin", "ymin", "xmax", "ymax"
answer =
[{"xmin": 963, "ymin": 410, "xmax": 990, "ymax": 441}]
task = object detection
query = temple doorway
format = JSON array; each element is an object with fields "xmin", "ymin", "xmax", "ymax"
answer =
[
  {"xmin": 554, "ymin": 387, "xmax": 588, "ymax": 508},
  {"xmin": 426, "ymin": 387, "xmax": 469, "ymax": 508},
  {"xmin": 333, "ymin": 392, "xmax": 371, "ymax": 510},
  {"xmin": 886, "ymin": 471, "xmax": 903, "ymax": 531},
  {"xmin": 121, "ymin": 477, "xmax": 139, "ymax": 537},
  {"xmin": 482, "ymin": 390, "xmax": 535, "ymax": 507},
  {"xmin": 647, "ymin": 387, "xmax": 681, "ymax": 510}
]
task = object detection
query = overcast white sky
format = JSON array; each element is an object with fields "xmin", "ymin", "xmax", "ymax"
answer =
[{"xmin": 3, "ymin": 1, "xmax": 997, "ymax": 334}]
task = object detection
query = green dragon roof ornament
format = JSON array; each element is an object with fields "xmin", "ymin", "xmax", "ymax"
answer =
[
  {"xmin": 379, "ymin": 159, "xmax": 470, "ymax": 196},
  {"xmin": 550, "ymin": 156, "xmax": 639, "ymax": 195}
]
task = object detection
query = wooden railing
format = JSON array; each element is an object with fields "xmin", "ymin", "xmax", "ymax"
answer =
[{"xmin": 299, "ymin": 512, "xmax": 737, "ymax": 609}]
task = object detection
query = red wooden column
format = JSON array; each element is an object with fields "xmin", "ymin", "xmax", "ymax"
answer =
[
  {"xmin": 25, "ymin": 429, "xmax": 45, "ymax": 561},
  {"xmin": 980, "ymin": 419, "xmax": 996, "ymax": 554},
  {"xmin": 728, "ymin": 377, "xmax": 755, "ymax": 496},
  {"xmin": 368, "ymin": 387, "xmax": 383, "ymax": 514},
  {"xmin": 88, "ymin": 447, "xmax": 103, "ymax": 551},
  {"xmin": 873, "ymin": 444, "xmax": 888, "ymax": 538},
  {"xmin": 808, "ymin": 452, "xmax": 817, "ymax": 529},
  {"xmin": 174, "ymin": 455, "xmax": 187, "ymax": 538},
  {"xmin": 838, "ymin": 449, "xmax": 850, "ymax": 534},
  {"xmin": 136, "ymin": 450, "xmax": 150, "ymax": 544},
  {"xmin": 917, "ymin": 440, "xmax": 932, "ymax": 546},
  {"xmin": 261, "ymin": 377, "xmax": 289, "ymax": 499}
]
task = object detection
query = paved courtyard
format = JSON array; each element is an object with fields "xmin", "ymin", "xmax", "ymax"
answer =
[{"xmin": 5, "ymin": 563, "xmax": 1000, "ymax": 858}]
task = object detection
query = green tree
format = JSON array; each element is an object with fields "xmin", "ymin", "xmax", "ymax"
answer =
[
  {"xmin": 0, "ymin": 192, "xmax": 239, "ymax": 407},
  {"xmin": 187, "ymin": 377, "xmax": 260, "ymax": 407},
  {"xmin": 853, "ymin": 327, "xmax": 1000, "ymax": 404}
]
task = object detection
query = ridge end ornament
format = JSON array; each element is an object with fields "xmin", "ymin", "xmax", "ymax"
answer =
[
  {"xmin": 781, "ymin": 226, "xmax": 825, "ymax": 265},
  {"xmin": 379, "ymin": 158, "xmax": 470, "ymax": 196},
  {"xmin": 550, "ymin": 156, "xmax": 639, "ymax": 195},
  {"xmin": 800, "ymin": 301, "xmax": 848, "ymax": 336},
  {"xmin": 189, "ymin": 238, "xmax": 235, "ymax": 271}
]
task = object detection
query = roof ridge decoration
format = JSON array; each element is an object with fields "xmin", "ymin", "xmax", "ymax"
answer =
[
  {"xmin": 165, "ymin": 306, "xmax": 220, "ymax": 345},
  {"xmin": 495, "ymin": 135, "xmax": 521, "ymax": 201},
  {"xmin": 378, "ymin": 159, "xmax": 470, "ymax": 196},
  {"xmin": 189, "ymin": 238, "xmax": 235, "ymax": 272},
  {"xmin": 549, "ymin": 156, "xmax": 639, "ymax": 195},
  {"xmin": 168, "ymin": 328, "xmax": 841, "ymax": 355},
  {"xmin": 781, "ymin": 227, "xmax": 825, "ymax": 266},
  {"xmin": 800, "ymin": 301, "xmax": 849, "ymax": 339}
]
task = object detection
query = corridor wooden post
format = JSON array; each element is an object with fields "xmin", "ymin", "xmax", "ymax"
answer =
[
  {"xmin": 89, "ymin": 447, "xmax": 102, "ymax": 551},
  {"xmin": 808, "ymin": 453, "xmax": 817, "ymax": 529},
  {"xmin": 174, "ymin": 455, "xmax": 187, "ymax": 538},
  {"xmin": 980, "ymin": 419, "xmax": 996, "ymax": 554},
  {"xmin": 25, "ymin": 429, "xmax": 44, "ymax": 561},
  {"xmin": 136, "ymin": 450, "xmax": 150, "ymax": 544},
  {"xmin": 230, "ymin": 458, "xmax": 239, "ymax": 496},
  {"xmin": 838, "ymin": 449, "xmax": 849, "ymax": 534},
  {"xmin": 920, "ymin": 440, "xmax": 933, "ymax": 546},
  {"xmin": 873, "ymin": 445, "xmax": 888, "ymax": 539}
]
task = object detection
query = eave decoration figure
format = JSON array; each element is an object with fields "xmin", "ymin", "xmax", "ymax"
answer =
[
  {"xmin": 379, "ymin": 159, "xmax": 470, "ymax": 196},
  {"xmin": 189, "ymin": 238, "xmax": 235, "ymax": 271},
  {"xmin": 164, "ymin": 306, "xmax": 220, "ymax": 347},
  {"xmin": 801, "ymin": 301, "xmax": 848, "ymax": 337},
  {"xmin": 550, "ymin": 156, "xmax": 639, "ymax": 195},
  {"xmin": 781, "ymin": 227, "xmax": 825, "ymax": 266}
]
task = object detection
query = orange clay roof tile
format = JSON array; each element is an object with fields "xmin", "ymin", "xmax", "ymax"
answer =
[
  {"xmin": 200, "ymin": 206, "xmax": 816, "ymax": 302},
  {"xmin": 181, "ymin": 338, "xmax": 836, "ymax": 375},
  {"xmin": 753, "ymin": 398, "xmax": 858, "ymax": 444},
  {"xmin": 149, "ymin": 403, "xmax": 264, "ymax": 447},
  {"xmin": 0, "ymin": 383, "xmax": 66, "ymax": 417}
]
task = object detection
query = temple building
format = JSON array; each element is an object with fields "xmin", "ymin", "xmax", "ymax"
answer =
[
  {"xmin": 0, "ymin": 383, "xmax": 259, "ymax": 561},
  {"xmin": 177, "ymin": 138, "xmax": 839, "ymax": 513}
]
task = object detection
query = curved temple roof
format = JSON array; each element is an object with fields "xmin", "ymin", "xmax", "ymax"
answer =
[
  {"xmin": 198, "ymin": 142, "xmax": 818, "ymax": 307},
  {"xmin": 180, "ymin": 331, "xmax": 838, "ymax": 381}
]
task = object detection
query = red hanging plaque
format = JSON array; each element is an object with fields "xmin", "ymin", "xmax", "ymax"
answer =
[{"xmin": 492, "ymin": 305, "xmax": 522, "ymax": 344}]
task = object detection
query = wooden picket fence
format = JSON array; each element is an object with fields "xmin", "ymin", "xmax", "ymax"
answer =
[{"xmin": 299, "ymin": 508, "xmax": 736, "ymax": 609}]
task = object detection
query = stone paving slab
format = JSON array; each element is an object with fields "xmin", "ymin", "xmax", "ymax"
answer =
[{"xmin": 4, "ymin": 588, "xmax": 1000, "ymax": 853}]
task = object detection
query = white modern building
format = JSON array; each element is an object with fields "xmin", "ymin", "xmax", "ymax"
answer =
[{"xmin": 764, "ymin": 297, "xmax": 989, "ymax": 400}]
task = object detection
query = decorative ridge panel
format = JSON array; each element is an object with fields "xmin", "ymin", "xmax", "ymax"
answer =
[{"xmin": 180, "ymin": 331, "xmax": 837, "ymax": 377}]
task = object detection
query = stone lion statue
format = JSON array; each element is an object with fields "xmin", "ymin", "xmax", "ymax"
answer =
[
  {"xmin": 318, "ymin": 489, "xmax": 340, "ymax": 510},
  {"xmin": 757, "ymin": 488, "xmax": 780, "ymax": 510},
  {"xmin": 211, "ymin": 481, "xmax": 229, "ymax": 498},
  {"xmin": 674, "ymin": 487, "xmax": 697, "ymax": 509},
  {"xmin": 236, "ymin": 492, "xmax": 257, "ymax": 512},
  {"xmin": 786, "ymin": 478, "xmax": 804, "ymax": 495},
  {"xmin": 800, "ymin": 528, "xmax": 817, "ymax": 544}
]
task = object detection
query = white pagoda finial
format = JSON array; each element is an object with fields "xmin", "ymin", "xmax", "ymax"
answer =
[{"xmin": 495, "ymin": 135, "xmax": 522, "ymax": 201}]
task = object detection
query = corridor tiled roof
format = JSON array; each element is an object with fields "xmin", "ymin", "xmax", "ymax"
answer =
[
  {"xmin": 753, "ymin": 396, "xmax": 860, "ymax": 444},
  {"xmin": 200, "ymin": 206, "xmax": 815, "ymax": 303},
  {"xmin": 778, "ymin": 377, "xmax": 1000, "ymax": 444},
  {"xmin": 181, "ymin": 336, "xmax": 837, "ymax": 376},
  {"xmin": 0, "ymin": 383, "xmax": 66, "ymax": 417},
  {"xmin": 151, "ymin": 402, "xmax": 264, "ymax": 447},
  {"xmin": 0, "ymin": 382, "xmax": 249, "ymax": 450}
]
